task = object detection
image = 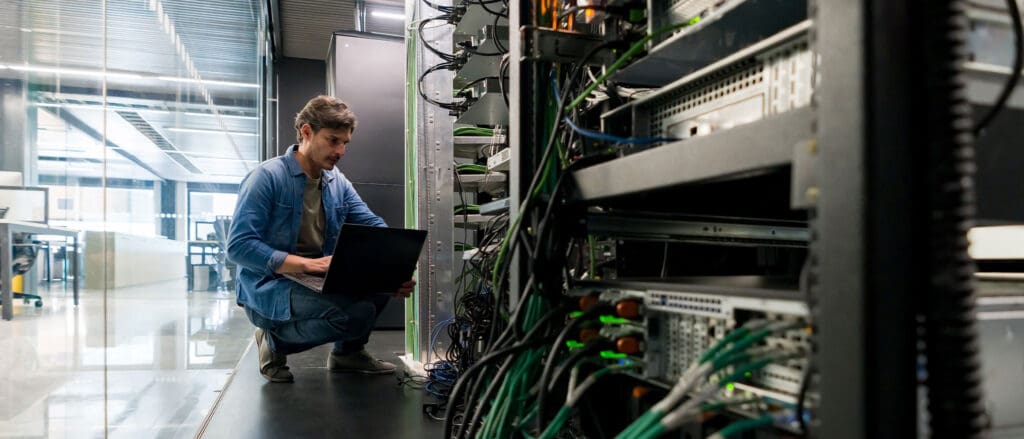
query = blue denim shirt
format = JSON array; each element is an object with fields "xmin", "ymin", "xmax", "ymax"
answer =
[{"xmin": 227, "ymin": 145, "xmax": 386, "ymax": 321}]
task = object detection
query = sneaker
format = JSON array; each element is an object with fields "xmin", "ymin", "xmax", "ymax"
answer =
[
  {"xmin": 255, "ymin": 328, "xmax": 293, "ymax": 383},
  {"xmin": 327, "ymin": 349, "xmax": 397, "ymax": 374}
]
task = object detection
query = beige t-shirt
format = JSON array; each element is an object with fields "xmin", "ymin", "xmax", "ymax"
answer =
[{"xmin": 295, "ymin": 175, "xmax": 325, "ymax": 257}]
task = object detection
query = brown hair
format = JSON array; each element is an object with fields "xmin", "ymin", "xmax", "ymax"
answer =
[{"xmin": 294, "ymin": 95, "xmax": 358, "ymax": 143}]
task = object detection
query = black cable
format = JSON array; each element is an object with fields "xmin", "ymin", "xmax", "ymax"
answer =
[
  {"xmin": 418, "ymin": 17, "xmax": 457, "ymax": 63},
  {"xmin": 454, "ymin": 164, "xmax": 471, "ymax": 295},
  {"xmin": 544, "ymin": 340, "xmax": 611, "ymax": 393},
  {"xmin": 449, "ymin": 36, "xmax": 620, "ymax": 439},
  {"xmin": 455, "ymin": 75, "xmax": 500, "ymax": 98},
  {"xmin": 974, "ymin": 0, "xmax": 1023, "ymax": 135},
  {"xmin": 464, "ymin": 0, "xmax": 507, "ymax": 17},
  {"xmin": 458, "ymin": 301, "xmax": 565, "ymax": 439},
  {"xmin": 492, "ymin": 12, "xmax": 508, "ymax": 53},
  {"xmin": 422, "ymin": 0, "xmax": 456, "ymax": 13},
  {"xmin": 796, "ymin": 362, "xmax": 815, "ymax": 437},
  {"xmin": 487, "ymin": 275, "xmax": 536, "ymax": 348},
  {"xmin": 536, "ymin": 305, "xmax": 613, "ymax": 428},
  {"xmin": 419, "ymin": 62, "xmax": 464, "ymax": 111},
  {"xmin": 498, "ymin": 55, "xmax": 510, "ymax": 107},
  {"xmin": 445, "ymin": 306, "xmax": 564, "ymax": 439},
  {"xmin": 461, "ymin": 354, "xmax": 519, "ymax": 438},
  {"xmin": 481, "ymin": 57, "xmax": 601, "ymax": 353},
  {"xmin": 461, "ymin": 46, "xmax": 505, "ymax": 57}
]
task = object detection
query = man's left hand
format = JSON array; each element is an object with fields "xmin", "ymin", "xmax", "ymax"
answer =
[{"xmin": 393, "ymin": 280, "xmax": 416, "ymax": 299}]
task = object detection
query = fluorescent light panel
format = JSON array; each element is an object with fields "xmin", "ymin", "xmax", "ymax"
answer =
[
  {"xmin": 34, "ymin": 102, "xmax": 259, "ymax": 120},
  {"xmin": 165, "ymin": 127, "xmax": 258, "ymax": 137},
  {"xmin": 0, "ymin": 64, "xmax": 258, "ymax": 88},
  {"xmin": 370, "ymin": 10, "xmax": 405, "ymax": 20}
]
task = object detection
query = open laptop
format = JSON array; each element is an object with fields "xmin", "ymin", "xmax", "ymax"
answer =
[{"xmin": 283, "ymin": 224, "xmax": 427, "ymax": 295}]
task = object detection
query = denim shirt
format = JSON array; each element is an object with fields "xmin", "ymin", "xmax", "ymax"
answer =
[{"xmin": 227, "ymin": 145, "xmax": 386, "ymax": 321}]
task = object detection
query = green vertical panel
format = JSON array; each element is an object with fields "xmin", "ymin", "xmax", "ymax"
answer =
[{"xmin": 403, "ymin": 21, "xmax": 421, "ymax": 361}]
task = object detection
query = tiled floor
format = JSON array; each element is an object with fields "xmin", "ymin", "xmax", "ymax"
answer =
[
  {"xmin": 200, "ymin": 330, "xmax": 445, "ymax": 439},
  {"xmin": 0, "ymin": 280, "xmax": 252, "ymax": 438}
]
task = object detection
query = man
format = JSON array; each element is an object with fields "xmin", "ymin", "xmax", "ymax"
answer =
[{"xmin": 228, "ymin": 95, "xmax": 415, "ymax": 383}]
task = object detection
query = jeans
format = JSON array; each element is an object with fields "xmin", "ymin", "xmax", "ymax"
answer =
[{"xmin": 245, "ymin": 285, "xmax": 391, "ymax": 356}]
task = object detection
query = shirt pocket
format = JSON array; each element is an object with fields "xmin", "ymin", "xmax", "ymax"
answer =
[{"xmin": 270, "ymin": 201, "xmax": 296, "ymax": 247}]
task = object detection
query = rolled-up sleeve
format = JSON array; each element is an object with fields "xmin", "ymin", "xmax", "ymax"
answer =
[{"xmin": 228, "ymin": 167, "xmax": 287, "ymax": 274}]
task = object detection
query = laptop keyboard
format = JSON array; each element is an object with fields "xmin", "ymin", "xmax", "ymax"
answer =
[{"xmin": 289, "ymin": 273, "xmax": 325, "ymax": 292}]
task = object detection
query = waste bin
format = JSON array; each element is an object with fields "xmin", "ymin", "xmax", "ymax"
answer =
[{"xmin": 191, "ymin": 265, "xmax": 211, "ymax": 291}]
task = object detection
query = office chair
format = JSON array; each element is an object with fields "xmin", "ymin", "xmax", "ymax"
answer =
[{"xmin": 0, "ymin": 239, "xmax": 44, "ymax": 308}]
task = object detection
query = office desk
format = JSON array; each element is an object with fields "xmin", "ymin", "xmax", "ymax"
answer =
[{"xmin": 1, "ymin": 220, "xmax": 79, "ymax": 320}]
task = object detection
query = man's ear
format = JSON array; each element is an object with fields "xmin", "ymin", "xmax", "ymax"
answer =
[{"xmin": 301, "ymin": 123, "xmax": 314, "ymax": 142}]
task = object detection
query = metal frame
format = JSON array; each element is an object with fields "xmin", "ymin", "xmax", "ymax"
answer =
[
  {"xmin": 816, "ymin": 0, "xmax": 924, "ymax": 436},
  {"xmin": 572, "ymin": 107, "xmax": 813, "ymax": 201},
  {"xmin": 410, "ymin": 0, "xmax": 456, "ymax": 363},
  {"xmin": 509, "ymin": 0, "xmax": 960, "ymax": 437}
]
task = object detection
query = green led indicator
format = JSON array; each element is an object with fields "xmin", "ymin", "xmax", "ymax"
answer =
[
  {"xmin": 599, "ymin": 315, "xmax": 630, "ymax": 325},
  {"xmin": 600, "ymin": 350, "xmax": 628, "ymax": 360},
  {"xmin": 688, "ymin": 16, "xmax": 701, "ymax": 25},
  {"xmin": 726, "ymin": 383, "xmax": 735, "ymax": 391},
  {"xmin": 568, "ymin": 311, "xmax": 584, "ymax": 318},
  {"xmin": 566, "ymin": 340, "xmax": 585, "ymax": 349}
]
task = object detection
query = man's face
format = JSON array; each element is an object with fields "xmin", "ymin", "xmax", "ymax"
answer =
[{"xmin": 301, "ymin": 124, "xmax": 352, "ymax": 172}]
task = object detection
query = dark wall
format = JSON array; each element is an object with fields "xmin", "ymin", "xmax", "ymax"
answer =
[
  {"xmin": 329, "ymin": 33, "xmax": 407, "ymax": 328},
  {"xmin": 974, "ymin": 105, "xmax": 1024, "ymax": 224},
  {"xmin": 275, "ymin": 57, "xmax": 327, "ymax": 156},
  {"xmin": 330, "ymin": 33, "xmax": 406, "ymax": 229}
]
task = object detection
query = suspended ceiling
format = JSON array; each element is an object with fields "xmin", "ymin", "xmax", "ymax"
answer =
[
  {"xmin": 279, "ymin": 0, "xmax": 404, "ymax": 60},
  {"xmin": 0, "ymin": 0, "xmax": 261, "ymax": 184},
  {"xmin": 0, "ymin": 0, "xmax": 406, "ymax": 184}
]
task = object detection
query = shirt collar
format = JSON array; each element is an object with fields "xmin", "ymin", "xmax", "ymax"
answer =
[{"xmin": 283, "ymin": 144, "xmax": 336, "ymax": 182}]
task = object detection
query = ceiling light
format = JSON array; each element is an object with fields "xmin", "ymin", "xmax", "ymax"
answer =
[
  {"xmin": 165, "ymin": 127, "xmax": 258, "ymax": 137},
  {"xmin": 156, "ymin": 76, "xmax": 260, "ymax": 88},
  {"xmin": 35, "ymin": 102, "xmax": 259, "ymax": 120},
  {"xmin": 0, "ymin": 64, "xmax": 143, "ymax": 80},
  {"xmin": 0, "ymin": 64, "xmax": 258, "ymax": 88},
  {"xmin": 371, "ymin": 10, "xmax": 405, "ymax": 20}
]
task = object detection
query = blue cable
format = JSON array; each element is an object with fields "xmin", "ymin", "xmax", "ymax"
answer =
[
  {"xmin": 551, "ymin": 73, "xmax": 678, "ymax": 145},
  {"xmin": 429, "ymin": 318, "xmax": 454, "ymax": 357},
  {"xmin": 562, "ymin": 117, "xmax": 679, "ymax": 145},
  {"xmin": 425, "ymin": 318, "xmax": 462, "ymax": 400}
]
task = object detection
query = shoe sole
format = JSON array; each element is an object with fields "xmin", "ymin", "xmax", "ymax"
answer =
[{"xmin": 262, "ymin": 374, "xmax": 295, "ymax": 383}]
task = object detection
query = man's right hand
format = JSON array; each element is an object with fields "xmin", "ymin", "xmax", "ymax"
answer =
[
  {"xmin": 276, "ymin": 254, "xmax": 332, "ymax": 274},
  {"xmin": 303, "ymin": 256, "xmax": 332, "ymax": 274}
]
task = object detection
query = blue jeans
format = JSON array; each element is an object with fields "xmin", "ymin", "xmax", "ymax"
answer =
[{"xmin": 245, "ymin": 286, "xmax": 391, "ymax": 356}]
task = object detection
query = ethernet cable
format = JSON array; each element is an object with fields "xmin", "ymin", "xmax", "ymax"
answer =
[
  {"xmin": 640, "ymin": 351, "xmax": 803, "ymax": 439},
  {"xmin": 705, "ymin": 414, "xmax": 791, "ymax": 439},
  {"xmin": 454, "ymin": 126, "xmax": 495, "ymax": 136},
  {"xmin": 537, "ymin": 363, "xmax": 640, "ymax": 439},
  {"xmin": 616, "ymin": 319, "xmax": 798, "ymax": 439}
]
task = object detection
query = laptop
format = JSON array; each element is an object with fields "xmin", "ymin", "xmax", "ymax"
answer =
[{"xmin": 283, "ymin": 224, "xmax": 427, "ymax": 295}]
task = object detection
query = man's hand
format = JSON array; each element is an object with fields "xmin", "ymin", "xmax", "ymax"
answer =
[
  {"xmin": 276, "ymin": 254, "xmax": 331, "ymax": 274},
  {"xmin": 393, "ymin": 280, "xmax": 416, "ymax": 299},
  {"xmin": 303, "ymin": 256, "xmax": 332, "ymax": 274}
]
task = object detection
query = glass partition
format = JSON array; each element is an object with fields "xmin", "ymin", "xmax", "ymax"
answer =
[{"xmin": 0, "ymin": 0, "xmax": 266, "ymax": 436}]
